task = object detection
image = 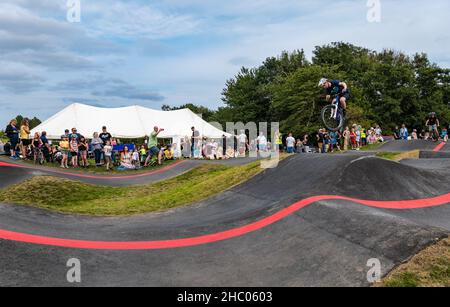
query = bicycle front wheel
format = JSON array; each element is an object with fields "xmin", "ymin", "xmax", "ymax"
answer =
[{"xmin": 321, "ymin": 105, "xmax": 345, "ymax": 132}]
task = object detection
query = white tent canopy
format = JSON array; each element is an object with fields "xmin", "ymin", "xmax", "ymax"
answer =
[{"xmin": 31, "ymin": 103, "xmax": 231, "ymax": 140}]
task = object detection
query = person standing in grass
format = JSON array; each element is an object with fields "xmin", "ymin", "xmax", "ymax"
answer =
[
  {"xmin": 59, "ymin": 136, "xmax": 70, "ymax": 168},
  {"xmin": 91, "ymin": 132, "xmax": 103, "ymax": 167},
  {"xmin": 70, "ymin": 135, "xmax": 79, "ymax": 168},
  {"xmin": 400, "ymin": 124, "xmax": 409, "ymax": 140},
  {"xmin": 78, "ymin": 137, "xmax": 89, "ymax": 168},
  {"xmin": 350, "ymin": 128, "xmax": 357, "ymax": 150},
  {"xmin": 343, "ymin": 127, "xmax": 350, "ymax": 151},
  {"xmin": 361, "ymin": 128, "xmax": 367, "ymax": 147},
  {"xmin": 355, "ymin": 125, "xmax": 361, "ymax": 150},
  {"xmin": 145, "ymin": 126, "xmax": 164, "ymax": 166},
  {"xmin": 275, "ymin": 130, "xmax": 283, "ymax": 153},
  {"xmin": 286, "ymin": 133, "xmax": 296, "ymax": 154},
  {"xmin": 20, "ymin": 118, "xmax": 30, "ymax": 160},
  {"xmin": 5, "ymin": 119, "xmax": 19, "ymax": 159},
  {"xmin": 139, "ymin": 145, "xmax": 147, "ymax": 164},
  {"xmin": 103, "ymin": 140, "xmax": 113, "ymax": 171},
  {"xmin": 317, "ymin": 129, "xmax": 324, "ymax": 153},
  {"xmin": 191, "ymin": 126, "xmax": 200, "ymax": 158},
  {"xmin": 99, "ymin": 126, "xmax": 112, "ymax": 163},
  {"xmin": 31, "ymin": 132, "xmax": 43, "ymax": 164}
]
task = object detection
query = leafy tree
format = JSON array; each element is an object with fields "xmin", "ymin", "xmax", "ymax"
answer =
[
  {"xmin": 162, "ymin": 103, "xmax": 216, "ymax": 122},
  {"xmin": 171, "ymin": 43, "xmax": 450, "ymax": 138},
  {"xmin": 11, "ymin": 115, "xmax": 41, "ymax": 129}
]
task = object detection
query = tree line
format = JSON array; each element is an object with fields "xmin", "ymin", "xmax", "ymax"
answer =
[
  {"xmin": 2, "ymin": 115, "xmax": 41, "ymax": 134},
  {"xmin": 164, "ymin": 42, "xmax": 450, "ymax": 136}
]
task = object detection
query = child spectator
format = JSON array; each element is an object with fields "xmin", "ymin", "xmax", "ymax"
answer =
[
  {"xmin": 70, "ymin": 135, "xmax": 79, "ymax": 168},
  {"xmin": 225, "ymin": 146, "xmax": 235, "ymax": 159},
  {"xmin": 164, "ymin": 145, "xmax": 174, "ymax": 160},
  {"xmin": 59, "ymin": 136, "xmax": 70, "ymax": 168},
  {"xmin": 79, "ymin": 137, "xmax": 89, "ymax": 168},
  {"xmin": 361, "ymin": 129, "xmax": 367, "ymax": 146},
  {"xmin": 31, "ymin": 132, "xmax": 43, "ymax": 164},
  {"xmin": 368, "ymin": 130, "xmax": 377, "ymax": 144},
  {"xmin": 355, "ymin": 126, "xmax": 361, "ymax": 149},
  {"xmin": 103, "ymin": 141, "xmax": 113, "ymax": 171},
  {"xmin": 441, "ymin": 129, "xmax": 448, "ymax": 142},
  {"xmin": 132, "ymin": 149, "xmax": 140, "ymax": 167},
  {"xmin": 139, "ymin": 145, "xmax": 147, "ymax": 164},
  {"xmin": 350, "ymin": 128, "xmax": 357, "ymax": 150}
]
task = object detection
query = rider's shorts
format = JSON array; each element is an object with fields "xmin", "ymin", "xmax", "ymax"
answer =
[
  {"xmin": 428, "ymin": 125, "xmax": 437, "ymax": 132},
  {"xmin": 340, "ymin": 90, "xmax": 351, "ymax": 101}
]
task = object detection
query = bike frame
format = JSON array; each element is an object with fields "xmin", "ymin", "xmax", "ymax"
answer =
[{"xmin": 331, "ymin": 95, "xmax": 340, "ymax": 120}]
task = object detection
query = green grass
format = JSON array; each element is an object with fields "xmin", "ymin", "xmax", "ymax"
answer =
[
  {"xmin": 383, "ymin": 272, "xmax": 420, "ymax": 287},
  {"xmin": 375, "ymin": 152, "xmax": 401, "ymax": 161},
  {"xmin": 0, "ymin": 162, "xmax": 263, "ymax": 216},
  {"xmin": 359, "ymin": 142, "xmax": 386, "ymax": 151},
  {"xmin": 378, "ymin": 237, "xmax": 450, "ymax": 287},
  {"xmin": 375, "ymin": 150, "xmax": 420, "ymax": 162}
]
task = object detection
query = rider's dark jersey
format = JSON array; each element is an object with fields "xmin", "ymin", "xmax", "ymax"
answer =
[
  {"xmin": 326, "ymin": 80, "xmax": 346, "ymax": 96},
  {"xmin": 428, "ymin": 116, "xmax": 438, "ymax": 126}
]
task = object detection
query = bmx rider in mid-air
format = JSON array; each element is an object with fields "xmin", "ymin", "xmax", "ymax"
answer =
[{"xmin": 318, "ymin": 78, "xmax": 350, "ymax": 113}]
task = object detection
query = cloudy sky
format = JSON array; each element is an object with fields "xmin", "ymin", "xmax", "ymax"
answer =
[{"xmin": 0, "ymin": 0, "xmax": 449, "ymax": 125}]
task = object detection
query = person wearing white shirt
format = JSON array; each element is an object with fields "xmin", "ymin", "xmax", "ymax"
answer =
[
  {"xmin": 238, "ymin": 130, "xmax": 247, "ymax": 156},
  {"xmin": 286, "ymin": 133, "xmax": 296, "ymax": 154},
  {"xmin": 257, "ymin": 132, "xmax": 267, "ymax": 152}
]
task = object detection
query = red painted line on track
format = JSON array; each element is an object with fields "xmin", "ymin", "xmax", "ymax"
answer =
[
  {"xmin": 433, "ymin": 142, "xmax": 446, "ymax": 152},
  {"xmin": 0, "ymin": 160, "xmax": 186, "ymax": 180},
  {"xmin": 0, "ymin": 193, "xmax": 448, "ymax": 250}
]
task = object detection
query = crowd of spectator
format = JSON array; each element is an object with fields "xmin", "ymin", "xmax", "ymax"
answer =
[
  {"xmin": 314, "ymin": 125, "xmax": 384, "ymax": 153},
  {"xmin": 393, "ymin": 124, "xmax": 449, "ymax": 142},
  {"xmin": 3, "ymin": 119, "xmax": 186, "ymax": 171},
  {"xmin": 4, "ymin": 119, "xmax": 296, "ymax": 171},
  {"xmin": 8, "ymin": 116, "xmax": 449, "ymax": 170}
]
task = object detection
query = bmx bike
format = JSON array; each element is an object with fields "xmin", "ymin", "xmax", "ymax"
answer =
[{"xmin": 321, "ymin": 95, "xmax": 345, "ymax": 132}]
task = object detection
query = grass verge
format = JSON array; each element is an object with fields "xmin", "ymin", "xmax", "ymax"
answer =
[
  {"xmin": 0, "ymin": 162, "xmax": 263, "ymax": 216},
  {"xmin": 359, "ymin": 142, "xmax": 387, "ymax": 152},
  {"xmin": 376, "ymin": 150, "xmax": 420, "ymax": 162},
  {"xmin": 377, "ymin": 237, "xmax": 450, "ymax": 287}
]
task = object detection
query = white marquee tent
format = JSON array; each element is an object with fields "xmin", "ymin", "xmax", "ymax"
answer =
[{"xmin": 31, "ymin": 103, "xmax": 231, "ymax": 145}]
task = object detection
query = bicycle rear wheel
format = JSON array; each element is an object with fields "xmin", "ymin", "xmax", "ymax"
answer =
[{"xmin": 321, "ymin": 105, "xmax": 345, "ymax": 132}]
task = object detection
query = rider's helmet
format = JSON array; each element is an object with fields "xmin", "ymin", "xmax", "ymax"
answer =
[
  {"xmin": 429, "ymin": 112, "xmax": 436, "ymax": 117},
  {"xmin": 318, "ymin": 78, "xmax": 328, "ymax": 87}
]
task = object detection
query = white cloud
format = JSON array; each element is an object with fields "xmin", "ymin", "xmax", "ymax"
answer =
[{"xmin": 83, "ymin": 1, "xmax": 201, "ymax": 39}]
